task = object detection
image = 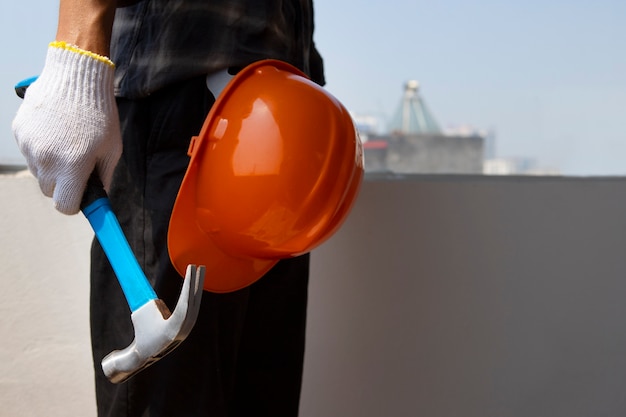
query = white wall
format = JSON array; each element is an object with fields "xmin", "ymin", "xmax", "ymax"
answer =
[
  {"xmin": 4, "ymin": 173, "xmax": 626, "ymax": 416},
  {"xmin": 301, "ymin": 175, "xmax": 626, "ymax": 417},
  {"xmin": 0, "ymin": 173, "xmax": 96, "ymax": 417}
]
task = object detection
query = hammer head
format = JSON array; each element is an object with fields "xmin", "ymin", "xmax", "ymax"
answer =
[{"xmin": 101, "ymin": 264, "xmax": 205, "ymax": 384}]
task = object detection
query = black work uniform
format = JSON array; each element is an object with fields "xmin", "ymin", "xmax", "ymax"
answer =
[{"xmin": 90, "ymin": 1, "xmax": 325, "ymax": 415}]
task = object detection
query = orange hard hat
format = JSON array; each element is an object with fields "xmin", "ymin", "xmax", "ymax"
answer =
[{"xmin": 168, "ymin": 59, "xmax": 364, "ymax": 292}]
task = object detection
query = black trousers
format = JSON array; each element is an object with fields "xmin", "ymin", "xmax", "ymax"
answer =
[{"xmin": 90, "ymin": 76, "xmax": 310, "ymax": 417}]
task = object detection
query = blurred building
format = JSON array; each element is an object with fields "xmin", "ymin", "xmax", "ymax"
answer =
[
  {"xmin": 483, "ymin": 157, "xmax": 561, "ymax": 176},
  {"xmin": 362, "ymin": 81, "xmax": 484, "ymax": 174}
]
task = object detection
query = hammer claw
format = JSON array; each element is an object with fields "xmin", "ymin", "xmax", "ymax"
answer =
[{"xmin": 102, "ymin": 264, "xmax": 205, "ymax": 384}]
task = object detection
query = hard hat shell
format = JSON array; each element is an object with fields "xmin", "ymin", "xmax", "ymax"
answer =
[{"xmin": 168, "ymin": 59, "xmax": 364, "ymax": 292}]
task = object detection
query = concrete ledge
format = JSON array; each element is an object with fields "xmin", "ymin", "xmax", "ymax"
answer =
[
  {"xmin": 4, "ymin": 173, "xmax": 626, "ymax": 416},
  {"xmin": 301, "ymin": 175, "xmax": 626, "ymax": 417}
]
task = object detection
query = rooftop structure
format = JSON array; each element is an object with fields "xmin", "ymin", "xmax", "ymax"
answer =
[
  {"xmin": 364, "ymin": 80, "xmax": 484, "ymax": 174},
  {"xmin": 388, "ymin": 80, "xmax": 442, "ymax": 135}
]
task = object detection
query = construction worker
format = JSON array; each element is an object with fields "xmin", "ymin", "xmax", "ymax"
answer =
[{"xmin": 13, "ymin": 0, "xmax": 325, "ymax": 415}]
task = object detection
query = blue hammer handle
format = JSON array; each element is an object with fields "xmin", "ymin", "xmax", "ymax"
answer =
[
  {"xmin": 15, "ymin": 76, "xmax": 38, "ymax": 98},
  {"xmin": 81, "ymin": 177, "xmax": 158, "ymax": 312}
]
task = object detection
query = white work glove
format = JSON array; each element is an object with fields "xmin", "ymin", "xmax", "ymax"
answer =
[{"xmin": 12, "ymin": 41, "xmax": 122, "ymax": 215}]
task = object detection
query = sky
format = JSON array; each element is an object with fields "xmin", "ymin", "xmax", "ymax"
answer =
[{"xmin": 2, "ymin": 0, "xmax": 625, "ymax": 175}]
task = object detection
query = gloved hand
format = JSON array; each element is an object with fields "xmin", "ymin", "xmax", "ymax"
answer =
[{"xmin": 12, "ymin": 41, "xmax": 122, "ymax": 215}]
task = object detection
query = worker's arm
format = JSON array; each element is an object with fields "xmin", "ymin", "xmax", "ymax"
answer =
[
  {"xmin": 11, "ymin": 0, "xmax": 122, "ymax": 215},
  {"xmin": 56, "ymin": 0, "xmax": 117, "ymax": 56}
]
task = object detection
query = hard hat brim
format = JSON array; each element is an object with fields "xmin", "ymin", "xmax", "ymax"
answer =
[{"xmin": 168, "ymin": 158, "xmax": 278, "ymax": 292}]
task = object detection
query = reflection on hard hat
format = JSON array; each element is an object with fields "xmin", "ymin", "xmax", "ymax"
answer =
[{"xmin": 233, "ymin": 99, "xmax": 283, "ymax": 176}]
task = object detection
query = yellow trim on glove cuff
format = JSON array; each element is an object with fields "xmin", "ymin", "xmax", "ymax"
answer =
[{"xmin": 49, "ymin": 41, "xmax": 115, "ymax": 68}]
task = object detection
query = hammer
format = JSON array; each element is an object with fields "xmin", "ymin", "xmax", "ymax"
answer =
[
  {"xmin": 81, "ymin": 178, "xmax": 205, "ymax": 384},
  {"xmin": 15, "ymin": 78, "xmax": 205, "ymax": 384}
]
